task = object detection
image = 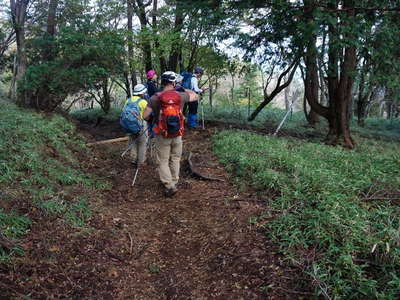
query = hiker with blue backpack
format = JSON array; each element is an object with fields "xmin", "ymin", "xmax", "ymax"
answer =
[
  {"xmin": 181, "ymin": 67, "xmax": 208, "ymax": 129},
  {"xmin": 143, "ymin": 71, "xmax": 199, "ymax": 197},
  {"xmin": 120, "ymin": 84, "xmax": 149, "ymax": 168}
]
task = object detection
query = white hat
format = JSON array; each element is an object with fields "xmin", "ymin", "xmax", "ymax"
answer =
[
  {"xmin": 176, "ymin": 74, "xmax": 183, "ymax": 83},
  {"xmin": 133, "ymin": 83, "xmax": 147, "ymax": 95}
]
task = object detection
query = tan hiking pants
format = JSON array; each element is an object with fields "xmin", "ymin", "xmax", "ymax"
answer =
[
  {"xmin": 130, "ymin": 122, "xmax": 148, "ymax": 164},
  {"xmin": 155, "ymin": 135, "xmax": 183, "ymax": 189}
]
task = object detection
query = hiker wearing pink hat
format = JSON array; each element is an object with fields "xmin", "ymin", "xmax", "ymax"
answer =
[{"xmin": 146, "ymin": 69, "xmax": 158, "ymax": 98}]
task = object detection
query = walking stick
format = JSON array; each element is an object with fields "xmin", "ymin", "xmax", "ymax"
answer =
[
  {"xmin": 200, "ymin": 95, "xmax": 205, "ymax": 130},
  {"xmin": 132, "ymin": 166, "xmax": 139, "ymax": 186},
  {"xmin": 121, "ymin": 139, "xmax": 135, "ymax": 157}
]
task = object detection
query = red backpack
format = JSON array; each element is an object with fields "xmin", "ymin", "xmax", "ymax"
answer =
[{"xmin": 154, "ymin": 90, "xmax": 185, "ymax": 137}]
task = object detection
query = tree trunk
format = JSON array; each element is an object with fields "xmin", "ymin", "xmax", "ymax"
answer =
[
  {"xmin": 124, "ymin": 71, "xmax": 131, "ymax": 98},
  {"xmin": 101, "ymin": 79, "xmax": 111, "ymax": 113},
  {"xmin": 134, "ymin": 0, "xmax": 152, "ymax": 71},
  {"xmin": 152, "ymin": 0, "xmax": 167, "ymax": 73},
  {"xmin": 9, "ymin": 53, "xmax": 17, "ymax": 99},
  {"xmin": 303, "ymin": 0, "xmax": 356, "ymax": 147},
  {"xmin": 356, "ymin": 80, "xmax": 372, "ymax": 127},
  {"xmin": 168, "ymin": 2, "xmax": 184, "ymax": 72},
  {"xmin": 284, "ymin": 75, "xmax": 291, "ymax": 111},
  {"xmin": 42, "ymin": 0, "xmax": 58, "ymax": 60},
  {"xmin": 127, "ymin": 0, "xmax": 137, "ymax": 87},
  {"xmin": 325, "ymin": 0, "xmax": 357, "ymax": 148},
  {"xmin": 230, "ymin": 73, "xmax": 235, "ymax": 105},
  {"xmin": 10, "ymin": 0, "xmax": 29, "ymax": 105},
  {"xmin": 30, "ymin": 0, "xmax": 61, "ymax": 110}
]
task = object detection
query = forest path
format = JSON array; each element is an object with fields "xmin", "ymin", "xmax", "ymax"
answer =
[
  {"xmin": 2, "ymin": 120, "xmax": 293, "ymax": 299},
  {"xmin": 79, "ymin": 121, "xmax": 283, "ymax": 299}
]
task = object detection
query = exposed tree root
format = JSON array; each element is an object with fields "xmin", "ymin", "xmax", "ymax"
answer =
[{"xmin": 187, "ymin": 152, "xmax": 224, "ymax": 182}]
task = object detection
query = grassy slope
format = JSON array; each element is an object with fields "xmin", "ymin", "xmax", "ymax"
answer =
[
  {"xmin": 0, "ymin": 101, "xmax": 109, "ymax": 261},
  {"xmin": 213, "ymin": 130, "xmax": 400, "ymax": 299}
]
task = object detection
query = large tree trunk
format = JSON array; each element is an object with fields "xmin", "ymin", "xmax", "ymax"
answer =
[
  {"xmin": 326, "ymin": 0, "xmax": 356, "ymax": 148},
  {"xmin": 152, "ymin": 0, "xmax": 167, "ymax": 74},
  {"xmin": 168, "ymin": 1, "xmax": 184, "ymax": 72},
  {"xmin": 134, "ymin": 0, "xmax": 152, "ymax": 71},
  {"xmin": 43, "ymin": 0, "xmax": 58, "ymax": 60},
  {"xmin": 303, "ymin": 0, "xmax": 356, "ymax": 148},
  {"xmin": 32, "ymin": 0, "xmax": 61, "ymax": 110},
  {"xmin": 32, "ymin": 0, "xmax": 66, "ymax": 111},
  {"xmin": 127, "ymin": 0, "xmax": 137, "ymax": 89},
  {"xmin": 10, "ymin": 0, "xmax": 29, "ymax": 105},
  {"xmin": 303, "ymin": 18, "xmax": 328, "ymax": 122}
]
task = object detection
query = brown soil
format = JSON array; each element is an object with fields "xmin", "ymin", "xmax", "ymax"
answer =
[{"xmin": 1, "ymin": 120, "xmax": 308, "ymax": 299}]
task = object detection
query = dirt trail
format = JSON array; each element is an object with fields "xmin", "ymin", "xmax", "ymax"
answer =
[{"xmin": 1, "ymin": 121, "xmax": 297, "ymax": 299}]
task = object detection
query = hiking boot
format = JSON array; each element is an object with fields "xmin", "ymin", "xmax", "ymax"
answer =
[{"xmin": 164, "ymin": 187, "xmax": 178, "ymax": 198}]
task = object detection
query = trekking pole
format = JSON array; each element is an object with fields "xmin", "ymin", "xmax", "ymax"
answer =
[
  {"xmin": 121, "ymin": 140, "xmax": 135, "ymax": 157},
  {"xmin": 200, "ymin": 95, "xmax": 205, "ymax": 130},
  {"xmin": 273, "ymin": 99, "xmax": 296, "ymax": 136},
  {"xmin": 131, "ymin": 166, "xmax": 139, "ymax": 186}
]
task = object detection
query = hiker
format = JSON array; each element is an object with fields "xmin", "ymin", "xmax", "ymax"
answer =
[
  {"xmin": 120, "ymin": 83, "xmax": 149, "ymax": 167},
  {"xmin": 146, "ymin": 69, "xmax": 158, "ymax": 99},
  {"xmin": 182, "ymin": 67, "xmax": 208, "ymax": 129},
  {"xmin": 143, "ymin": 71, "xmax": 199, "ymax": 197},
  {"xmin": 175, "ymin": 74, "xmax": 185, "ymax": 92}
]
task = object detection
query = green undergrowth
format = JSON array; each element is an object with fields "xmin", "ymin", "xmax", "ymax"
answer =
[
  {"xmin": 0, "ymin": 101, "xmax": 110, "ymax": 261},
  {"xmin": 205, "ymin": 105, "xmax": 400, "ymax": 142},
  {"xmin": 204, "ymin": 105, "xmax": 317, "ymax": 134},
  {"xmin": 70, "ymin": 107, "xmax": 122, "ymax": 122},
  {"xmin": 213, "ymin": 130, "xmax": 400, "ymax": 299}
]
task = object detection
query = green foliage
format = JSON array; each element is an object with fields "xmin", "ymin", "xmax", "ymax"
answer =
[
  {"xmin": 70, "ymin": 107, "xmax": 122, "ymax": 122},
  {"xmin": 22, "ymin": 14, "xmax": 126, "ymax": 110},
  {"xmin": 0, "ymin": 101, "xmax": 109, "ymax": 259},
  {"xmin": 0, "ymin": 209, "xmax": 31, "ymax": 240},
  {"xmin": 204, "ymin": 105, "xmax": 322, "ymax": 135},
  {"xmin": 0, "ymin": 209, "xmax": 30, "ymax": 261},
  {"xmin": 357, "ymin": 118, "xmax": 400, "ymax": 141},
  {"xmin": 213, "ymin": 130, "xmax": 400, "ymax": 298},
  {"xmin": 205, "ymin": 105, "xmax": 400, "ymax": 142},
  {"xmin": 42, "ymin": 197, "xmax": 92, "ymax": 227}
]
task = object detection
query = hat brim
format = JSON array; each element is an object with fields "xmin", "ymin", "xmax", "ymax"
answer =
[{"xmin": 133, "ymin": 88, "xmax": 147, "ymax": 95}]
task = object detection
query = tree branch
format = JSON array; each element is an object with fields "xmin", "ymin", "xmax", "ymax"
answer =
[{"xmin": 248, "ymin": 58, "xmax": 299, "ymax": 121}]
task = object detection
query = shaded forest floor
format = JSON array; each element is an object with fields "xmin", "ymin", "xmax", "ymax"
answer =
[{"xmin": 1, "ymin": 119, "xmax": 309, "ymax": 299}]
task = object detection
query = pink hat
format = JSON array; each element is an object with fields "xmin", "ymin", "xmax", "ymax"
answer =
[{"xmin": 146, "ymin": 70, "xmax": 156, "ymax": 80}]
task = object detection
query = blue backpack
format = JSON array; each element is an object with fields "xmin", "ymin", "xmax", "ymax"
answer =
[
  {"xmin": 120, "ymin": 98, "xmax": 143, "ymax": 134},
  {"xmin": 181, "ymin": 71, "xmax": 193, "ymax": 89}
]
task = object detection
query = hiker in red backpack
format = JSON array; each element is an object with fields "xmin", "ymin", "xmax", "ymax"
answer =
[{"xmin": 143, "ymin": 71, "xmax": 199, "ymax": 197}]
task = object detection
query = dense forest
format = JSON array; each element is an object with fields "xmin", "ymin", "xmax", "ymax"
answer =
[{"xmin": 1, "ymin": 0, "xmax": 399, "ymax": 299}]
